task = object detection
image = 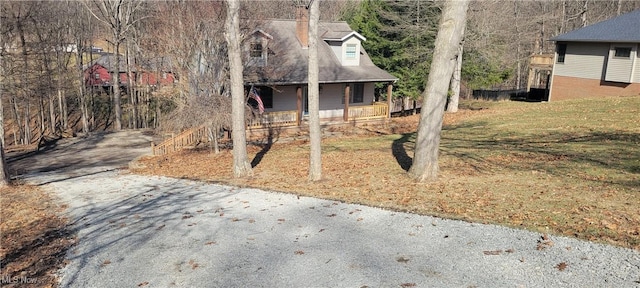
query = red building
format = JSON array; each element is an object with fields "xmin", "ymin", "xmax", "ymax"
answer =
[{"xmin": 84, "ymin": 54, "xmax": 176, "ymax": 89}]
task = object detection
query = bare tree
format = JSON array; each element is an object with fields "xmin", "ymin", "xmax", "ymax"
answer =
[
  {"xmin": 307, "ymin": 0, "xmax": 321, "ymax": 181},
  {"xmin": 408, "ymin": 0, "xmax": 469, "ymax": 182},
  {"xmin": 226, "ymin": 0, "xmax": 252, "ymax": 178},
  {"xmin": 0, "ymin": 70, "xmax": 8, "ymax": 187},
  {"xmin": 86, "ymin": 0, "xmax": 144, "ymax": 130}
]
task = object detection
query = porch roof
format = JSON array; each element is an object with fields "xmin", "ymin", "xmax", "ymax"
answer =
[{"xmin": 245, "ymin": 20, "xmax": 398, "ymax": 86}]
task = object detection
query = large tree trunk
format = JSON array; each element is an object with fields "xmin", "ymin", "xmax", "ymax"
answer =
[
  {"xmin": 308, "ymin": 1, "xmax": 322, "ymax": 181},
  {"xmin": 0, "ymin": 64, "xmax": 8, "ymax": 185},
  {"xmin": 446, "ymin": 40, "xmax": 464, "ymax": 113},
  {"xmin": 126, "ymin": 39, "xmax": 138, "ymax": 129},
  {"xmin": 225, "ymin": 0, "xmax": 252, "ymax": 178},
  {"xmin": 408, "ymin": 0, "xmax": 469, "ymax": 182},
  {"xmin": 0, "ymin": 140, "xmax": 9, "ymax": 187},
  {"xmin": 113, "ymin": 41, "xmax": 123, "ymax": 130},
  {"xmin": 77, "ymin": 46, "xmax": 90, "ymax": 134}
]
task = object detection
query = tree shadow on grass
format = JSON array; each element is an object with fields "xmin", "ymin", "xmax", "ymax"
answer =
[
  {"xmin": 439, "ymin": 121, "xmax": 640, "ymax": 188},
  {"xmin": 251, "ymin": 127, "xmax": 279, "ymax": 168},
  {"xmin": 392, "ymin": 133, "xmax": 414, "ymax": 171}
]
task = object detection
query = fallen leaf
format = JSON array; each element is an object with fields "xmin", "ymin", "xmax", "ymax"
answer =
[
  {"xmin": 156, "ymin": 224, "xmax": 165, "ymax": 231},
  {"xmin": 189, "ymin": 259, "xmax": 199, "ymax": 269},
  {"xmin": 505, "ymin": 248, "xmax": 515, "ymax": 253},
  {"xmin": 400, "ymin": 283, "xmax": 416, "ymax": 287},
  {"xmin": 327, "ymin": 214, "xmax": 337, "ymax": 217},
  {"xmin": 294, "ymin": 250, "xmax": 305, "ymax": 255},
  {"xmin": 483, "ymin": 250, "xmax": 502, "ymax": 255},
  {"xmin": 138, "ymin": 282, "xmax": 149, "ymax": 287},
  {"xmin": 556, "ymin": 262, "xmax": 567, "ymax": 271},
  {"xmin": 205, "ymin": 241, "xmax": 216, "ymax": 245},
  {"xmin": 396, "ymin": 256, "xmax": 410, "ymax": 263}
]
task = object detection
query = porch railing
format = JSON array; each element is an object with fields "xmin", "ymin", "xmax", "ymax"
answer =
[
  {"xmin": 348, "ymin": 103, "xmax": 389, "ymax": 120},
  {"xmin": 247, "ymin": 110, "xmax": 298, "ymax": 129},
  {"xmin": 152, "ymin": 103, "xmax": 389, "ymax": 155},
  {"xmin": 151, "ymin": 125, "xmax": 207, "ymax": 155}
]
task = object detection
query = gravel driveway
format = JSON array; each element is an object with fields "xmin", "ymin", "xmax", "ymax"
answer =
[{"xmin": 13, "ymin": 131, "xmax": 640, "ymax": 287}]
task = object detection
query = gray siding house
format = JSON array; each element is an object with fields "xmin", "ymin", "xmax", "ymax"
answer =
[
  {"xmin": 243, "ymin": 8, "xmax": 398, "ymax": 128},
  {"xmin": 549, "ymin": 9, "xmax": 640, "ymax": 101}
]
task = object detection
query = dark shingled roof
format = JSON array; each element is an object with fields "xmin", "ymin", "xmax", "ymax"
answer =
[
  {"xmin": 246, "ymin": 20, "xmax": 397, "ymax": 85},
  {"xmin": 89, "ymin": 54, "xmax": 174, "ymax": 72},
  {"xmin": 551, "ymin": 9, "xmax": 640, "ymax": 42}
]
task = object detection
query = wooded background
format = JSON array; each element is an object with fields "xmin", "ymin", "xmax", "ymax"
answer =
[{"xmin": 2, "ymin": 0, "xmax": 639, "ymax": 147}]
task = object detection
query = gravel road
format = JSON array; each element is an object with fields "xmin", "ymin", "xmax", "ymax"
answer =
[{"xmin": 14, "ymin": 131, "xmax": 640, "ymax": 288}]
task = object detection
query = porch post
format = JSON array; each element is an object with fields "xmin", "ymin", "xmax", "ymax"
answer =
[
  {"xmin": 343, "ymin": 84, "xmax": 350, "ymax": 122},
  {"xmin": 296, "ymin": 86, "xmax": 302, "ymax": 126},
  {"xmin": 386, "ymin": 83, "xmax": 393, "ymax": 118}
]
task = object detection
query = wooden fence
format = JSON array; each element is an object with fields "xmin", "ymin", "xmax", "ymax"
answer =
[{"xmin": 151, "ymin": 125, "xmax": 207, "ymax": 156}]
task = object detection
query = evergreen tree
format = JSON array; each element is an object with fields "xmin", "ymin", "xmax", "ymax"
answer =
[{"xmin": 344, "ymin": 0, "xmax": 440, "ymax": 101}]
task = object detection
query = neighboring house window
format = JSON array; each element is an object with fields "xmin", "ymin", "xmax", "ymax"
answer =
[
  {"xmin": 614, "ymin": 47, "xmax": 631, "ymax": 58},
  {"xmin": 342, "ymin": 83, "xmax": 364, "ymax": 104},
  {"xmin": 250, "ymin": 43, "xmax": 263, "ymax": 58},
  {"xmin": 556, "ymin": 43, "xmax": 567, "ymax": 63},
  {"xmin": 345, "ymin": 44, "xmax": 357, "ymax": 59}
]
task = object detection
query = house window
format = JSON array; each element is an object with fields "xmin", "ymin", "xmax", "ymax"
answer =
[
  {"xmin": 94, "ymin": 73, "xmax": 100, "ymax": 79},
  {"xmin": 345, "ymin": 44, "xmax": 357, "ymax": 59},
  {"xmin": 342, "ymin": 83, "xmax": 364, "ymax": 104},
  {"xmin": 250, "ymin": 43, "xmax": 263, "ymax": 58},
  {"xmin": 162, "ymin": 73, "xmax": 167, "ymax": 79},
  {"xmin": 556, "ymin": 43, "xmax": 567, "ymax": 63},
  {"xmin": 614, "ymin": 47, "xmax": 631, "ymax": 58}
]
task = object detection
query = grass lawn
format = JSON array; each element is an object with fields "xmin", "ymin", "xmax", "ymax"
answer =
[{"xmin": 134, "ymin": 96, "xmax": 640, "ymax": 250}]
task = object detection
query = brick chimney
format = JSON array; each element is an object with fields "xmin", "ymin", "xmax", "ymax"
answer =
[{"xmin": 295, "ymin": 6, "xmax": 309, "ymax": 47}]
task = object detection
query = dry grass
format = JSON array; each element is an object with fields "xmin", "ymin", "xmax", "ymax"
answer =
[
  {"xmin": 133, "ymin": 97, "xmax": 640, "ymax": 250},
  {"xmin": 0, "ymin": 184, "xmax": 74, "ymax": 288}
]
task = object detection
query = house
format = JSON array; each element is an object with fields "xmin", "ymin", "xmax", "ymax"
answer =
[
  {"xmin": 549, "ymin": 9, "xmax": 640, "ymax": 101},
  {"xmin": 84, "ymin": 54, "xmax": 176, "ymax": 91},
  {"xmin": 243, "ymin": 7, "xmax": 398, "ymax": 128}
]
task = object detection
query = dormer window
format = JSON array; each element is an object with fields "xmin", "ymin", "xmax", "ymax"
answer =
[
  {"xmin": 345, "ymin": 44, "xmax": 357, "ymax": 59},
  {"xmin": 250, "ymin": 43, "xmax": 263, "ymax": 58}
]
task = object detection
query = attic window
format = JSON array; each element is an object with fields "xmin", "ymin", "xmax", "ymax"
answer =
[
  {"xmin": 250, "ymin": 43, "xmax": 263, "ymax": 58},
  {"xmin": 614, "ymin": 47, "xmax": 631, "ymax": 58},
  {"xmin": 94, "ymin": 73, "xmax": 100, "ymax": 79},
  {"xmin": 346, "ymin": 44, "xmax": 357, "ymax": 59}
]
